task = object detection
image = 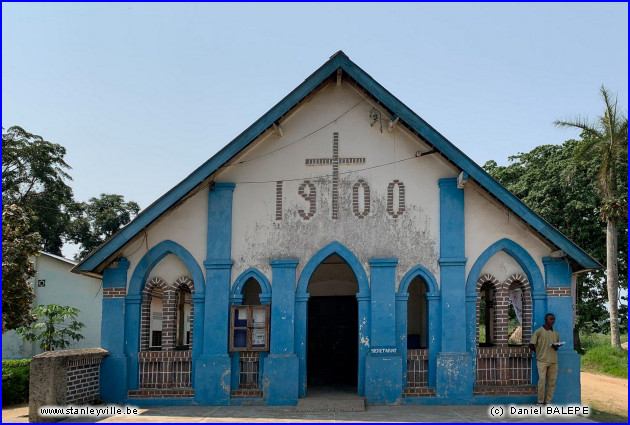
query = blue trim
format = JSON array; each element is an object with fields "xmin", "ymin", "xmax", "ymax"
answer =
[
  {"xmin": 296, "ymin": 241, "xmax": 369, "ymax": 295},
  {"xmin": 75, "ymin": 52, "xmax": 598, "ymax": 275},
  {"xmin": 542, "ymin": 256, "xmax": 573, "ymax": 287},
  {"xmin": 397, "ymin": 265, "xmax": 441, "ymax": 387},
  {"xmin": 398, "ymin": 265, "xmax": 439, "ymax": 294},
  {"xmin": 295, "ymin": 241, "xmax": 370, "ymax": 397},
  {"xmin": 231, "ymin": 268, "xmax": 272, "ymax": 299},
  {"xmin": 128, "ymin": 240, "xmax": 206, "ymax": 296},
  {"xmin": 368, "ymin": 258, "xmax": 398, "ymax": 348},
  {"xmin": 229, "ymin": 267, "xmax": 273, "ymax": 391},
  {"xmin": 207, "ymin": 183, "xmax": 235, "ymax": 260},
  {"xmin": 125, "ymin": 398, "xmax": 195, "ymax": 407},
  {"xmin": 465, "ymin": 238, "xmax": 547, "ymax": 359},
  {"xmin": 465, "ymin": 238, "xmax": 545, "ymax": 296},
  {"xmin": 124, "ymin": 240, "xmax": 205, "ymax": 390}
]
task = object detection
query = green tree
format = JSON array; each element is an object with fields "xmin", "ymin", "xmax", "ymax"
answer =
[
  {"xmin": 554, "ymin": 86, "xmax": 628, "ymax": 348},
  {"xmin": 484, "ymin": 139, "xmax": 627, "ymax": 345},
  {"xmin": 2, "ymin": 204, "xmax": 41, "ymax": 332},
  {"xmin": 2, "ymin": 126, "xmax": 74, "ymax": 255},
  {"xmin": 68, "ymin": 193, "xmax": 140, "ymax": 260},
  {"xmin": 16, "ymin": 304, "xmax": 86, "ymax": 351}
]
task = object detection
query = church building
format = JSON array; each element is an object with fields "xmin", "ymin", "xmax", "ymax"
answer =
[{"xmin": 73, "ymin": 51, "xmax": 599, "ymax": 406}]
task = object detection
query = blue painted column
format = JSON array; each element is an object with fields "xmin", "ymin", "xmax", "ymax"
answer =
[
  {"xmin": 436, "ymin": 178, "xmax": 472, "ymax": 401},
  {"xmin": 356, "ymin": 292, "xmax": 371, "ymax": 397},
  {"xmin": 395, "ymin": 293, "xmax": 409, "ymax": 386},
  {"xmin": 124, "ymin": 294, "xmax": 142, "ymax": 390},
  {"xmin": 542, "ymin": 257, "xmax": 580, "ymax": 404},
  {"xmin": 264, "ymin": 260, "xmax": 299, "ymax": 405},
  {"xmin": 100, "ymin": 258, "xmax": 129, "ymax": 403},
  {"xmin": 425, "ymin": 292, "xmax": 441, "ymax": 388},
  {"xmin": 365, "ymin": 259, "xmax": 402, "ymax": 404},
  {"xmin": 195, "ymin": 182, "xmax": 235, "ymax": 405},
  {"xmin": 465, "ymin": 293, "xmax": 478, "ymax": 384},
  {"xmin": 294, "ymin": 294, "xmax": 310, "ymax": 398},
  {"xmin": 191, "ymin": 292, "xmax": 204, "ymax": 387}
]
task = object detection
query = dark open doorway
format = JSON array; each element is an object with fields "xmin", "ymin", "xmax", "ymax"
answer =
[{"xmin": 306, "ymin": 254, "xmax": 359, "ymax": 389}]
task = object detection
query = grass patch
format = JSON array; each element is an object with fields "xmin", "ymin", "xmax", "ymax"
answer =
[{"xmin": 580, "ymin": 333, "xmax": 628, "ymax": 378}]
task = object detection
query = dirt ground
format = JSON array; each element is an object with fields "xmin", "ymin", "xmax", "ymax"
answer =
[{"xmin": 580, "ymin": 371, "xmax": 628, "ymax": 417}]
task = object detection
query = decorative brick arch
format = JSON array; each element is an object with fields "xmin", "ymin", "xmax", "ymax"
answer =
[
  {"xmin": 475, "ymin": 274, "xmax": 502, "ymax": 346},
  {"xmin": 504, "ymin": 273, "xmax": 532, "ymax": 344},
  {"xmin": 140, "ymin": 277, "xmax": 175, "ymax": 351},
  {"xmin": 172, "ymin": 276, "xmax": 195, "ymax": 349}
]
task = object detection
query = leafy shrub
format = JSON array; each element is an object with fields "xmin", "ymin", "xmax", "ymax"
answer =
[
  {"xmin": 2, "ymin": 359, "xmax": 30, "ymax": 406},
  {"xmin": 580, "ymin": 333, "xmax": 628, "ymax": 378}
]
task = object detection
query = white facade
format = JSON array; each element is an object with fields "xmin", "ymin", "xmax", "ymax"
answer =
[
  {"xmin": 119, "ymin": 81, "xmax": 547, "ymax": 292},
  {"xmin": 2, "ymin": 252, "xmax": 103, "ymax": 359}
]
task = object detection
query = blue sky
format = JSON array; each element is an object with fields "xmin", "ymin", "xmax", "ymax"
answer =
[{"xmin": 2, "ymin": 3, "xmax": 627, "ymax": 257}]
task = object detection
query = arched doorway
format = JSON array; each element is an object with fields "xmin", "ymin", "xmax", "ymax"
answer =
[{"xmin": 307, "ymin": 254, "xmax": 359, "ymax": 388}]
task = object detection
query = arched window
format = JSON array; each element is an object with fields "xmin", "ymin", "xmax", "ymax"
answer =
[
  {"xmin": 407, "ymin": 276, "xmax": 428, "ymax": 349},
  {"xmin": 505, "ymin": 274, "xmax": 532, "ymax": 345},
  {"xmin": 476, "ymin": 275, "xmax": 500, "ymax": 347},
  {"xmin": 173, "ymin": 276, "xmax": 194, "ymax": 350},
  {"xmin": 141, "ymin": 277, "xmax": 172, "ymax": 351}
]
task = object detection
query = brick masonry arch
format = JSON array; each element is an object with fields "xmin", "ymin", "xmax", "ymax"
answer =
[{"xmin": 140, "ymin": 277, "xmax": 175, "ymax": 351}]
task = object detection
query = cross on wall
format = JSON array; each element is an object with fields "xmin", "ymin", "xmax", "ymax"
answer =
[{"xmin": 305, "ymin": 132, "xmax": 365, "ymax": 219}]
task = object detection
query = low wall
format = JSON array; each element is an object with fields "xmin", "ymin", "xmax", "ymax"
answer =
[{"xmin": 29, "ymin": 348, "xmax": 108, "ymax": 423}]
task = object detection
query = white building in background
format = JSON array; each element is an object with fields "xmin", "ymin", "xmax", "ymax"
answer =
[{"xmin": 2, "ymin": 252, "xmax": 102, "ymax": 359}]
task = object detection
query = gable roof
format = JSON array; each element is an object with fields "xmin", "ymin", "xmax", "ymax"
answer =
[{"xmin": 73, "ymin": 51, "xmax": 600, "ymax": 275}]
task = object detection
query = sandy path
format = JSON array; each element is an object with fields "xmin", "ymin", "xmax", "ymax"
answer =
[{"xmin": 581, "ymin": 371, "xmax": 628, "ymax": 416}]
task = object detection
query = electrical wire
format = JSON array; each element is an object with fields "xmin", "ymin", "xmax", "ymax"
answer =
[
  {"xmin": 220, "ymin": 97, "xmax": 367, "ymax": 168},
  {"xmin": 232, "ymin": 150, "xmax": 437, "ymax": 185}
]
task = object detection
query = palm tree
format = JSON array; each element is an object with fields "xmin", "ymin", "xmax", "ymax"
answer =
[{"xmin": 555, "ymin": 86, "xmax": 628, "ymax": 348}]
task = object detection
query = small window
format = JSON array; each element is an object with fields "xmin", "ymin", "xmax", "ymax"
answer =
[
  {"xmin": 478, "ymin": 283, "xmax": 494, "ymax": 346},
  {"xmin": 150, "ymin": 289, "xmax": 164, "ymax": 349},
  {"xmin": 229, "ymin": 305, "xmax": 270, "ymax": 352},
  {"xmin": 176, "ymin": 287, "xmax": 192, "ymax": 349},
  {"xmin": 507, "ymin": 285, "xmax": 523, "ymax": 345}
]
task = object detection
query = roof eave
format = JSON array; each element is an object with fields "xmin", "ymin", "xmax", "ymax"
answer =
[{"xmin": 75, "ymin": 50, "xmax": 600, "ymax": 274}]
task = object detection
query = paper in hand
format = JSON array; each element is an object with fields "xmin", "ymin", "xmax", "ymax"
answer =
[{"xmin": 550, "ymin": 341, "xmax": 566, "ymax": 347}]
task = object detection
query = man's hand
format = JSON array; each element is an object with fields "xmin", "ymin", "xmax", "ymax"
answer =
[{"xmin": 552, "ymin": 345, "xmax": 559, "ymax": 351}]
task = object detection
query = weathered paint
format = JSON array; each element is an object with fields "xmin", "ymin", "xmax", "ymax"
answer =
[
  {"xmin": 365, "ymin": 353, "xmax": 402, "ymax": 404},
  {"xmin": 224, "ymin": 83, "xmax": 443, "ymax": 288},
  {"xmin": 75, "ymin": 51, "xmax": 598, "ymax": 276},
  {"xmin": 262, "ymin": 355, "xmax": 299, "ymax": 405},
  {"xmin": 193, "ymin": 355, "xmax": 231, "ymax": 405},
  {"xmin": 84, "ymin": 54, "xmax": 596, "ymax": 406}
]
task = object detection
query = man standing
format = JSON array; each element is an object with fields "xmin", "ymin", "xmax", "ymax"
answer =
[{"xmin": 529, "ymin": 313, "xmax": 561, "ymax": 405}]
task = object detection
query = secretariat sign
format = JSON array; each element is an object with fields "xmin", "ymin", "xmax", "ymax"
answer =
[
  {"xmin": 370, "ymin": 347, "xmax": 398, "ymax": 355},
  {"xmin": 275, "ymin": 132, "xmax": 405, "ymax": 221}
]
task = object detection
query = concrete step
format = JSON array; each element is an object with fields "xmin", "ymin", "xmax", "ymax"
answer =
[{"xmin": 296, "ymin": 387, "xmax": 365, "ymax": 412}]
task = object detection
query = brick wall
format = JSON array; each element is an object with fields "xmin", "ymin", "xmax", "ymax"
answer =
[
  {"xmin": 66, "ymin": 357, "xmax": 102, "ymax": 404},
  {"xmin": 546, "ymin": 287, "xmax": 572, "ymax": 297},
  {"xmin": 103, "ymin": 288, "xmax": 126, "ymax": 298},
  {"xmin": 29, "ymin": 348, "xmax": 109, "ymax": 423},
  {"xmin": 475, "ymin": 274, "xmax": 533, "ymax": 347}
]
